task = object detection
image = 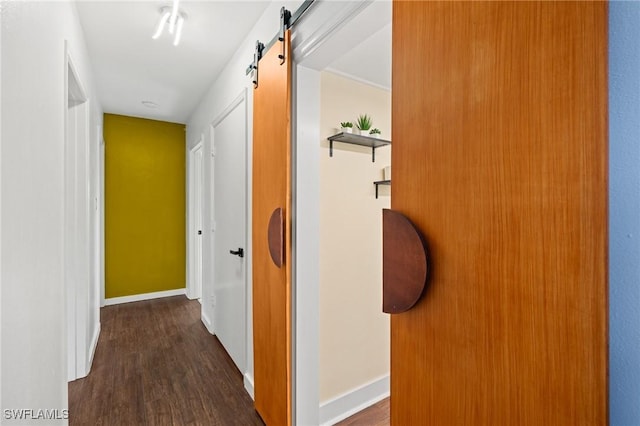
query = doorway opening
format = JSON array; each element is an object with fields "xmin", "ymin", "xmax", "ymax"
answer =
[{"xmin": 293, "ymin": 2, "xmax": 392, "ymax": 424}]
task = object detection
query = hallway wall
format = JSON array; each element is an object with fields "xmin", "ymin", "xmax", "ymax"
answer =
[
  {"xmin": 104, "ymin": 114, "xmax": 186, "ymax": 299},
  {"xmin": 1, "ymin": 0, "xmax": 103, "ymax": 420},
  {"xmin": 609, "ymin": 3, "xmax": 640, "ymax": 425},
  {"xmin": 319, "ymin": 71, "xmax": 390, "ymax": 402}
]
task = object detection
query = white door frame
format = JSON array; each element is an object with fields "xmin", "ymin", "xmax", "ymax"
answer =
[
  {"xmin": 65, "ymin": 47, "xmax": 91, "ymax": 381},
  {"xmin": 291, "ymin": 1, "xmax": 386, "ymax": 424},
  {"xmin": 99, "ymin": 134, "xmax": 105, "ymax": 307},
  {"xmin": 187, "ymin": 138, "xmax": 204, "ymax": 300}
]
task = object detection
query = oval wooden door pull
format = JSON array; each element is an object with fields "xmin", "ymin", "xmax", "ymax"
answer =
[
  {"xmin": 383, "ymin": 209, "xmax": 429, "ymax": 314},
  {"xmin": 268, "ymin": 207, "xmax": 284, "ymax": 268}
]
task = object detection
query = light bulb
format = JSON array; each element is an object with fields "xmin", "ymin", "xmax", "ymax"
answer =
[
  {"xmin": 152, "ymin": 11, "xmax": 171, "ymax": 40},
  {"xmin": 173, "ymin": 16, "xmax": 184, "ymax": 46},
  {"xmin": 169, "ymin": 0, "xmax": 180, "ymax": 34}
]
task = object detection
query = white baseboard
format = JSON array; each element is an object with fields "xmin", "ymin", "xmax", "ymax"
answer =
[
  {"xmin": 201, "ymin": 310, "xmax": 214, "ymax": 335},
  {"xmin": 104, "ymin": 288, "xmax": 186, "ymax": 306},
  {"xmin": 244, "ymin": 372, "xmax": 255, "ymax": 400},
  {"xmin": 319, "ymin": 375, "xmax": 390, "ymax": 426},
  {"xmin": 86, "ymin": 323, "xmax": 101, "ymax": 374}
]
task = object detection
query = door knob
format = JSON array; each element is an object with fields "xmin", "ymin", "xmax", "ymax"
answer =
[
  {"xmin": 230, "ymin": 248, "xmax": 244, "ymax": 258},
  {"xmin": 268, "ymin": 208, "xmax": 284, "ymax": 267},
  {"xmin": 382, "ymin": 209, "xmax": 429, "ymax": 314},
  {"xmin": 198, "ymin": 230, "xmax": 202, "ymax": 235}
]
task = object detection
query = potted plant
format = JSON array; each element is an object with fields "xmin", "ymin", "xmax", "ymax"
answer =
[
  {"xmin": 369, "ymin": 128, "xmax": 381, "ymax": 138},
  {"xmin": 340, "ymin": 122, "xmax": 353, "ymax": 134},
  {"xmin": 356, "ymin": 114, "xmax": 372, "ymax": 135}
]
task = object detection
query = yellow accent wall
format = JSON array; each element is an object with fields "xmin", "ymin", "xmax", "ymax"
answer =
[{"xmin": 104, "ymin": 114, "xmax": 186, "ymax": 298}]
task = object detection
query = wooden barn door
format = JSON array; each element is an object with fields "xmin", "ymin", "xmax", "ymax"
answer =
[
  {"xmin": 252, "ymin": 30, "xmax": 292, "ymax": 426},
  {"xmin": 389, "ymin": 2, "xmax": 607, "ymax": 425}
]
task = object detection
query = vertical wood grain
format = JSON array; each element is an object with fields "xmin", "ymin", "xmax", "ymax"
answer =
[
  {"xmin": 391, "ymin": 2, "xmax": 607, "ymax": 425},
  {"xmin": 252, "ymin": 30, "xmax": 292, "ymax": 426}
]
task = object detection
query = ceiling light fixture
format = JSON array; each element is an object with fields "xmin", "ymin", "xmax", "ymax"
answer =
[{"xmin": 152, "ymin": 2, "xmax": 186, "ymax": 46}]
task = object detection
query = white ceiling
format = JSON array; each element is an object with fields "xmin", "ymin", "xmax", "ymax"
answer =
[
  {"xmin": 294, "ymin": 0, "xmax": 391, "ymax": 91},
  {"xmin": 327, "ymin": 23, "xmax": 391, "ymax": 91},
  {"xmin": 75, "ymin": 1, "xmax": 270, "ymax": 124}
]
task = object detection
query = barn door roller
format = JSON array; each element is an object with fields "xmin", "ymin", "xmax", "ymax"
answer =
[
  {"xmin": 246, "ymin": 0, "xmax": 315, "ymax": 86},
  {"xmin": 251, "ymin": 41, "xmax": 265, "ymax": 89},
  {"xmin": 278, "ymin": 7, "xmax": 292, "ymax": 65}
]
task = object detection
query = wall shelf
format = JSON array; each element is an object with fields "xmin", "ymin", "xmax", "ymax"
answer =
[
  {"xmin": 327, "ymin": 132, "xmax": 391, "ymax": 162},
  {"xmin": 374, "ymin": 180, "xmax": 391, "ymax": 199}
]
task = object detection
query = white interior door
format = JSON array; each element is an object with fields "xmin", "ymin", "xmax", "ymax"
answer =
[
  {"xmin": 212, "ymin": 95, "xmax": 247, "ymax": 372},
  {"xmin": 192, "ymin": 144, "xmax": 204, "ymax": 301}
]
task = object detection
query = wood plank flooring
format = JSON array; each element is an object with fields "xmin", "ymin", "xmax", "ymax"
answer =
[
  {"xmin": 336, "ymin": 398, "xmax": 390, "ymax": 426},
  {"xmin": 69, "ymin": 296, "xmax": 264, "ymax": 426}
]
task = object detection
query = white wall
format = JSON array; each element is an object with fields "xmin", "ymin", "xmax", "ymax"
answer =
[
  {"xmin": 1, "ymin": 1, "xmax": 102, "ymax": 422},
  {"xmin": 319, "ymin": 71, "xmax": 390, "ymax": 402}
]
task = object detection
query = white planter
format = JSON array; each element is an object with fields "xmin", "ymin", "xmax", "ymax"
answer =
[
  {"xmin": 369, "ymin": 133, "xmax": 379, "ymax": 138},
  {"xmin": 383, "ymin": 166, "xmax": 391, "ymax": 180},
  {"xmin": 341, "ymin": 127, "xmax": 352, "ymax": 134},
  {"xmin": 358, "ymin": 129, "xmax": 369, "ymax": 136}
]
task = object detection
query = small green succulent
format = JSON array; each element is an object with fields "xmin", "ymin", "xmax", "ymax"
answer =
[
  {"xmin": 369, "ymin": 128, "xmax": 381, "ymax": 135},
  {"xmin": 356, "ymin": 114, "xmax": 372, "ymax": 131}
]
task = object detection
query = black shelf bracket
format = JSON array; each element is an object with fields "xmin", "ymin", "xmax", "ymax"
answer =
[{"xmin": 374, "ymin": 180, "xmax": 391, "ymax": 199}]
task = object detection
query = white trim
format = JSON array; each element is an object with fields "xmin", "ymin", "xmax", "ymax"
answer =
[
  {"xmin": 293, "ymin": 0, "xmax": 373, "ymax": 64},
  {"xmin": 0, "ymin": 13, "xmax": 3, "ymax": 396},
  {"xmin": 99, "ymin": 128, "xmax": 106, "ymax": 308},
  {"xmin": 324, "ymin": 67, "xmax": 390, "ymax": 92},
  {"xmin": 104, "ymin": 288, "xmax": 186, "ymax": 306},
  {"xmin": 293, "ymin": 65, "xmax": 321, "ymax": 426},
  {"xmin": 201, "ymin": 310, "xmax": 214, "ymax": 335},
  {"xmin": 65, "ymin": 46, "xmax": 91, "ymax": 382},
  {"xmin": 85, "ymin": 323, "xmax": 101, "ymax": 377},
  {"xmin": 210, "ymin": 89, "xmax": 247, "ymax": 127},
  {"xmin": 319, "ymin": 375, "xmax": 390, "ymax": 426},
  {"xmin": 244, "ymin": 372, "xmax": 255, "ymax": 400}
]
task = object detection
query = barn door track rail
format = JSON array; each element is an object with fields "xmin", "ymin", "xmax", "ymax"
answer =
[{"xmin": 246, "ymin": 0, "xmax": 315, "ymax": 87}]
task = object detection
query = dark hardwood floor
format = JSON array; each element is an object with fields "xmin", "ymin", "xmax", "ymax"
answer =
[
  {"xmin": 335, "ymin": 398, "xmax": 390, "ymax": 426},
  {"xmin": 69, "ymin": 296, "xmax": 264, "ymax": 426}
]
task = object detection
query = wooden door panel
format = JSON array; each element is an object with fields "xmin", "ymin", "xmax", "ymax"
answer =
[
  {"xmin": 391, "ymin": 2, "xmax": 607, "ymax": 425},
  {"xmin": 252, "ymin": 30, "xmax": 292, "ymax": 426}
]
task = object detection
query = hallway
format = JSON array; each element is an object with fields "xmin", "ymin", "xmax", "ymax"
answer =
[{"xmin": 68, "ymin": 296, "xmax": 263, "ymax": 426}]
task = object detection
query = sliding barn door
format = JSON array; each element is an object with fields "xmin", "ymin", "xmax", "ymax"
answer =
[
  {"xmin": 390, "ymin": 2, "xmax": 607, "ymax": 425},
  {"xmin": 252, "ymin": 30, "xmax": 292, "ymax": 426}
]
